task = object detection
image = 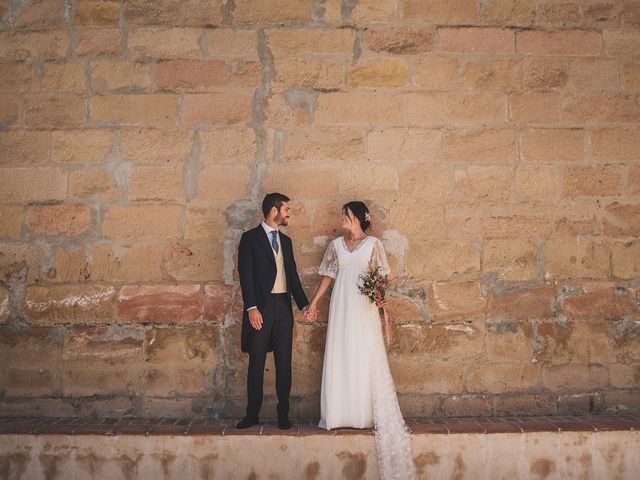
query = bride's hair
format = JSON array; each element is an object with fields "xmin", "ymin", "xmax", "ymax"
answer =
[{"xmin": 343, "ymin": 201, "xmax": 371, "ymax": 231}]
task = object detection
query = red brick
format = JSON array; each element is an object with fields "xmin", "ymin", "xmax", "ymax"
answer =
[
  {"xmin": 117, "ymin": 284, "xmax": 202, "ymax": 323},
  {"xmin": 204, "ymin": 284, "xmax": 240, "ymax": 323}
]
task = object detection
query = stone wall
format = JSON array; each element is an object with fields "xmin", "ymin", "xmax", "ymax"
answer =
[{"xmin": 0, "ymin": 0, "xmax": 639, "ymax": 419}]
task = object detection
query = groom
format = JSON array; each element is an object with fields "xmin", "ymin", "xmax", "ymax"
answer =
[{"xmin": 236, "ymin": 192, "xmax": 309, "ymax": 429}]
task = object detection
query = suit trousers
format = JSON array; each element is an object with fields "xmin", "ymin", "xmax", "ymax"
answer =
[{"xmin": 246, "ymin": 293, "xmax": 293, "ymax": 419}]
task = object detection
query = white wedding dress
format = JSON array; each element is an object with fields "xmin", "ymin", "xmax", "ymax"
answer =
[{"xmin": 318, "ymin": 236, "xmax": 416, "ymax": 480}]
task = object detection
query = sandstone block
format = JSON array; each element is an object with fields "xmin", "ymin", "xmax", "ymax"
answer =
[
  {"xmin": 399, "ymin": 164, "xmax": 451, "ymax": 199},
  {"xmin": 610, "ymin": 364, "xmax": 640, "ymax": 389},
  {"xmin": 91, "ymin": 59, "xmax": 153, "ymax": 91},
  {"xmin": 102, "ymin": 204, "xmax": 182, "ymax": 239},
  {"xmin": 117, "ymin": 284, "xmax": 202, "ymax": 323},
  {"xmin": 407, "ymin": 92, "xmax": 507, "ymax": 126},
  {"xmin": 124, "ymin": 0, "xmax": 224, "ymax": 27},
  {"xmin": 590, "ymin": 128, "xmax": 640, "ymax": 161},
  {"xmin": 347, "ymin": 58, "xmax": 409, "ymax": 88},
  {"xmin": 0, "ymin": 130, "xmax": 51, "ymax": 165},
  {"xmin": 194, "ymin": 165, "xmax": 250, "ymax": 203},
  {"xmin": 266, "ymin": 28, "xmax": 353, "ymax": 55},
  {"xmin": 74, "ymin": 0, "xmax": 120, "ymax": 26},
  {"xmin": 391, "ymin": 323, "xmax": 485, "ymax": 363},
  {"xmin": 523, "ymin": 57, "xmax": 569, "ymax": 90},
  {"xmin": 62, "ymin": 367, "xmax": 134, "ymax": 396},
  {"xmin": 206, "ymin": 29, "xmax": 258, "ymax": 58},
  {"xmin": 90, "ymin": 93, "xmax": 177, "ymax": 126},
  {"xmin": 0, "ymin": 326, "xmax": 61, "ymax": 367},
  {"xmin": 611, "ymin": 241, "xmax": 640, "ymax": 279},
  {"xmin": 0, "ymin": 167, "xmax": 67, "ymax": 202},
  {"xmin": 52, "ymin": 129, "xmax": 114, "ymax": 163},
  {"xmin": 445, "ymin": 204, "xmax": 555, "ymax": 238},
  {"xmin": 369, "ymin": 128, "xmax": 441, "ymax": 162},
  {"xmin": 155, "ymin": 59, "xmax": 228, "ymax": 90},
  {"xmin": 50, "ymin": 247, "xmax": 90, "ymax": 283},
  {"xmin": 427, "ymin": 281, "xmax": 485, "ymax": 321},
  {"xmin": 408, "ymin": 240, "xmax": 480, "ymax": 281},
  {"xmin": 454, "ymin": 165, "xmax": 513, "ymax": 201},
  {"xmin": 69, "ymin": 168, "xmax": 117, "ymax": 199},
  {"xmin": 443, "ymin": 129, "xmax": 517, "ymax": 163},
  {"xmin": 464, "ymin": 59, "xmax": 520, "ymax": 91},
  {"xmin": 509, "ymin": 92, "xmax": 562, "ymax": 124},
  {"xmin": 522, "ymin": 128, "xmax": 584, "ymax": 161},
  {"xmin": 281, "ymin": 127, "xmax": 365, "ymax": 162},
  {"xmin": 485, "ymin": 318, "xmax": 536, "ymax": 363},
  {"xmin": 403, "ymin": 0, "xmax": 478, "ymax": 23},
  {"xmin": 605, "ymin": 29, "xmax": 640, "ymax": 57},
  {"xmin": 27, "ymin": 204, "xmax": 92, "ymax": 236},
  {"xmin": 352, "ymin": 0, "xmax": 397, "ymax": 23},
  {"xmin": 603, "ymin": 202, "xmax": 640, "ymax": 237},
  {"xmin": 62, "ymin": 325, "xmax": 144, "ymax": 363},
  {"xmin": 25, "ymin": 94, "xmax": 85, "ymax": 128},
  {"xmin": 23, "ymin": 285, "xmax": 116, "ymax": 325},
  {"xmin": 11, "ymin": 0, "xmax": 66, "ymax": 29},
  {"xmin": 0, "ymin": 95, "xmax": 20, "ymax": 126},
  {"xmin": 90, "ymin": 242, "xmax": 164, "ymax": 282},
  {"xmin": 442, "ymin": 395, "xmax": 493, "ymax": 417},
  {"xmin": 542, "ymin": 364, "xmax": 608, "ymax": 391},
  {"xmin": 363, "ymin": 27, "xmax": 435, "ymax": 55},
  {"xmin": 234, "ymin": 0, "xmax": 312, "ymax": 23},
  {"xmin": 120, "ymin": 128, "xmax": 192, "ymax": 164},
  {"xmin": 390, "ymin": 201, "xmax": 445, "ymax": 238},
  {"xmin": 563, "ymin": 94, "xmax": 640, "ymax": 124},
  {"xmin": 184, "ymin": 206, "xmax": 227, "ymax": 240},
  {"xmin": 128, "ymin": 28, "xmax": 202, "ymax": 58},
  {"xmin": 389, "ymin": 361, "xmax": 463, "ymax": 395},
  {"xmin": 439, "ymin": 27, "xmax": 514, "ymax": 53},
  {"xmin": 483, "ymin": 238, "xmax": 538, "ymax": 281},
  {"xmin": 479, "ymin": 0, "xmax": 537, "ymax": 26},
  {"xmin": 75, "ymin": 28, "xmax": 122, "ymax": 56},
  {"xmin": 316, "ymin": 92, "xmax": 405, "ymax": 126},
  {"xmin": 412, "ymin": 56, "xmax": 460, "ymax": 89},
  {"xmin": 629, "ymin": 166, "xmax": 640, "ymax": 195},
  {"xmin": 203, "ymin": 284, "xmax": 238, "ymax": 323},
  {"xmin": 569, "ymin": 58, "xmax": 620, "ymax": 91},
  {"xmin": 542, "ymin": 238, "xmax": 609, "ymax": 279},
  {"xmin": 622, "ymin": 63, "xmax": 640, "ymax": 89},
  {"xmin": 488, "ymin": 285, "xmax": 555, "ymax": 321},
  {"xmin": 517, "ymin": 30, "xmax": 602, "ymax": 55},
  {"xmin": 515, "ymin": 163, "xmax": 557, "ymax": 200},
  {"xmin": 0, "ymin": 286, "xmax": 9, "ymax": 323},
  {"xmin": 563, "ymin": 164, "xmax": 621, "ymax": 197},
  {"xmin": 162, "ymin": 241, "xmax": 225, "ymax": 282},
  {"xmin": 272, "ymin": 58, "xmax": 343, "ymax": 91},
  {"xmin": 0, "ymin": 205, "xmax": 23, "ymax": 240},
  {"xmin": 467, "ymin": 364, "xmax": 540, "ymax": 393},
  {"xmin": 182, "ymin": 92, "xmax": 252, "ymax": 126},
  {"xmin": 0, "ymin": 31, "xmax": 68, "ymax": 60},
  {"xmin": 263, "ymin": 165, "xmax": 339, "ymax": 199},
  {"xmin": 0, "ymin": 62, "xmax": 36, "ymax": 92},
  {"xmin": 128, "ymin": 166, "xmax": 185, "ymax": 201},
  {"xmin": 6, "ymin": 368, "xmax": 59, "ymax": 397},
  {"xmin": 340, "ymin": 164, "xmax": 397, "ymax": 197},
  {"xmin": 0, "ymin": 242, "xmax": 44, "ymax": 284},
  {"xmin": 144, "ymin": 326, "xmax": 220, "ymax": 366},
  {"xmin": 495, "ymin": 394, "xmax": 555, "ymax": 416}
]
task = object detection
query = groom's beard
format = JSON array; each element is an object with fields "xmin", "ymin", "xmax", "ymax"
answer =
[{"xmin": 275, "ymin": 211, "xmax": 289, "ymax": 226}]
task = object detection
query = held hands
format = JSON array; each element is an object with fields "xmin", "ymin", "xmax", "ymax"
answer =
[{"xmin": 302, "ymin": 303, "xmax": 318, "ymax": 321}]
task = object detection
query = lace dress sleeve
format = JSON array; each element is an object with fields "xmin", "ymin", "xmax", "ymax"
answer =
[
  {"xmin": 318, "ymin": 241, "xmax": 339, "ymax": 279},
  {"xmin": 370, "ymin": 238, "xmax": 391, "ymax": 275}
]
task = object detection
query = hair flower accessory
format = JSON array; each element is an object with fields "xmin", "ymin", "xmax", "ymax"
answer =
[{"xmin": 364, "ymin": 212, "xmax": 371, "ymax": 221}]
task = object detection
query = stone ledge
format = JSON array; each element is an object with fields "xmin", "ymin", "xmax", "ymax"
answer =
[{"xmin": 1, "ymin": 414, "xmax": 638, "ymax": 436}]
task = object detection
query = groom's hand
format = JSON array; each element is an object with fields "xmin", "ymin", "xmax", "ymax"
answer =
[{"xmin": 248, "ymin": 308, "xmax": 263, "ymax": 330}]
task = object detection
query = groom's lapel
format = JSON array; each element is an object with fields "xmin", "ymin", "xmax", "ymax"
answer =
[{"xmin": 255, "ymin": 225, "xmax": 276, "ymax": 264}]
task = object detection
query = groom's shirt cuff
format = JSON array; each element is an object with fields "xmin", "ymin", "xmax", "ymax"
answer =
[{"xmin": 247, "ymin": 306, "xmax": 257, "ymax": 311}]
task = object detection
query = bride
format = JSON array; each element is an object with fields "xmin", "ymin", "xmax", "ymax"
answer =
[{"xmin": 305, "ymin": 201, "xmax": 416, "ymax": 480}]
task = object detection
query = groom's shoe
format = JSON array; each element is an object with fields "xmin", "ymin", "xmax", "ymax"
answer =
[
  {"xmin": 236, "ymin": 416, "xmax": 260, "ymax": 429},
  {"xmin": 278, "ymin": 416, "xmax": 292, "ymax": 430}
]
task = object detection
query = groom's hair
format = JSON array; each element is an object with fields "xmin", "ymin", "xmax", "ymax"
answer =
[{"xmin": 262, "ymin": 192, "xmax": 290, "ymax": 217}]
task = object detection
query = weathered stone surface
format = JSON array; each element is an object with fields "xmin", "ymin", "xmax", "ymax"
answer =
[
  {"xmin": 163, "ymin": 241, "xmax": 225, "ymax": 282},
  {"xmin": 91, "ymin": 242, "xmax": 165, "ymax": 282},
  {"xmin": 102, "ymin": 204, "xmax": 182, "ymax": 239},
  {"xmin": 52, "ymin": 129, "xmax": 114, "ymax": 163},
  {"xmin": 483, "ymin": 239, "xmax": 538, "ymax": 281},
  {"xmin": 426, "ymin": 281, "xmax": 485, "ymax": 321},
  {"xmin": 467, "ymin": 364, "xmax": 540, "ymax": 393},
  {"xmin": 542, "ymin": 238, "xmax": 610, "ymax": 280},
  {"xmin": 364, "ymin": 27, "xmax": 435, "ymax": 55},
  {"xmin": 27, "ymin": 204, "xmax": 92, "ymax": 236},
  {"xmin": 408, "ymin": 240, "xmax": 481, "ymax": 281},
  {"xmin": 203, "ymin": 284, "xmax": 240, "ymax": 323},
  {"xmin": 144, "ymin": 326, "xmax": 220, "ymax": 366},
  {"xmin": 442, "ymin": 394, "xmax": 493, "ymax": 417},
  {"xmin": 117, "ymin": 284, "xmax": 202, "ymax": 323},
  {"xmin": 0, "ymin": 286, "xmax": 9, "ymax": 323},
  {"xmin": 495, "ymin": 394, "xmax": 555, "ymax": 416},
  {"xmin": 347, "ymin": 58, "xmax": 409, "ymax": 88},
  {"xmin": 23, "ymin": 285, "xmax": 116, "ymax": 325}
]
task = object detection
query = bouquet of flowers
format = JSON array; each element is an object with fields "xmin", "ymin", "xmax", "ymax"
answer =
[{"xmin": 358, "ymin": 264, "xmax": 393, "ymax": 346}]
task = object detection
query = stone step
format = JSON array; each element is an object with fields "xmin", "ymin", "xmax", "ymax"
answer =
[{"xmin": 1, "ymin": 415, "xmax": 639, "ymax": 479}]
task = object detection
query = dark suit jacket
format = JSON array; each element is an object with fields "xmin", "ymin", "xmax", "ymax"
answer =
[{"xmin": 238, "ymin": 225, "xmax": 309, "ymax": 353}]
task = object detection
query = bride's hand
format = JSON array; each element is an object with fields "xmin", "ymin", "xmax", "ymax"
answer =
[
  {"xmin": 375, "ymin": 298, "xmax": 388, "ymax": 309},
  {"xmin": 306, "ymin": 303, "xmax": 318, "ymax": 321}
]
